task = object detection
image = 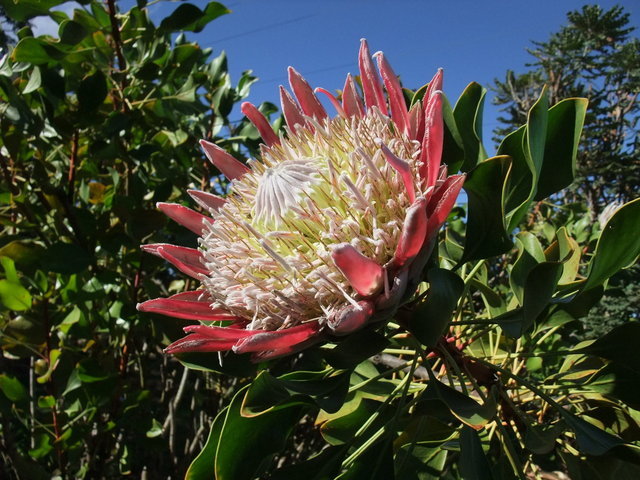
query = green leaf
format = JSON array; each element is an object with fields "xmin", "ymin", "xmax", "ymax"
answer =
[
  {"xmin": 78, "ymin": 70, "xmax": 108, "ymax": 112},
  {"xmin": 23, "ymin": 67, "xmax": 41, "ymax": 94},
  {"xmin": 159, "ymin": 2, "xmax": 230, "ymax": 33},
  {"xmin": 0, "ymin": 280, "xmax": 32, "ymax": 311},
  {"xmin": 41, "ymin": 242, "xmax": 92, "ymax": 274},
  {"xmin": 145, "ymin": 418, "xmax": 163, "ymax": 438},
  {"xmin": 176, "ymin": 351, "xmax": 256, "ymax": 377},
  {"xmin": 562, "ymin": 412, "xmax": 623, "ymax": 455},
  {"xmin": 185, "ymin": 410, "xmax": 226, "ymax": 480},
  {"xmin": 214, "ymin": 387, "xmax": 306, "ymax": 480},
  {"xmin": 0, "ymin": 374, "xmax": 27, "ymax": 403},
  {"xmin": 319, "ymin": 394, "xmax": 390, "ymax": 446},
  {"xmin": 509, "ymin": 232, "xmax": 546, "ymax": 305},
  {"xmin": 1, "ymin": 256, "xmax": 20, "ymax": 284},
  {"xmin": 441, "ymin": 95, "xmax": 465, "ymax": 173},
  {"xmin": 269, "ymin": 446, "xmax": 346, "ymax": 480},
  {"xmin": 395, "ymin": 444, "xmax": 448, "ymax": 480},
  {"xmin": 426, "ymin": 375, "xmax": 495, "ymax": 429},
  {"xmin": 409, "ymin": 268, "xmax": 464, "ymax": 347},
  {"xmin": 324, "ymin": 329, "xmax": 389, "ymax": 369},
  {"xmin": 337, "ymin": 440, "xmax": 395, "ymax": 480},
  {"xmin": 12, "ymin": 38, "xmax": 52, "ymax": 65},
  {"xmin": 498, "ymin": 127, "xmax": 528, "ymax": 216},
  {"xmin": 585, "ymin": 363, "xmax": 640, "ymax": 410},
  {"xmin": 582, "ymin": 199, "xmax": 640, "ymax": 291},
  {"xmin": 459, "ymin": 426, "xmax": 494, "ymax": 480},
  {"xmin": 1, "ymin": 0, "xmax": 68, "ymax": 21},
  {"xmin": 453, "ymin": 82, "xmax": 487, "ymax": 172},
  {"xmin": 58, "ymin": 19, "xmax": 88, "ymax": 45},
  {"xmin": 28, "ymin": 434, "xmax": 53, "ymax": 460},
  {"xmin": 501, "ymin": 88, "xmax": 549, "ymax": 231},
  {"xmin": 535, "ymin": 98, "xmax": 588, "ymax": 199},
  {"xmin": 460, "ymin": 156, "xmax": 513, "ymax": 263},
  {"xmin": 497, "ymin": 260, "xmax": 563, "ymax": 337},
  {"xmin": 575, "ymin": 322, "xmax": 640, "ymax": 371},
  {"xmin": 551, "ymin": 227, "xmax": 581, "ymax": 285},
  {"xmin": 242, "ymin": 369, "xmax": 350, "ymax": 416},
  {"xmin": 524, "ymin": 423, "xmax": 564, "ymax": 455}
]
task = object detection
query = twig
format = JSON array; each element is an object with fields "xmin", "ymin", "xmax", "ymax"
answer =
[
  {"xmin": 67, "ymin": 131, "xmax": 78, "ymax": 201},
  {"xmin": 105, "ymin": 0, "xmax": 129, "ymax": 112},
  {"xmin": 0, "ymin": 151, "xmax": 19, "ymax": 195}
]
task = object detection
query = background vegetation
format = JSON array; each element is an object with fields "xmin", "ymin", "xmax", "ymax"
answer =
[{"xmin": 0, "ymin": 2, "xmax": 638, "ymax": 479}]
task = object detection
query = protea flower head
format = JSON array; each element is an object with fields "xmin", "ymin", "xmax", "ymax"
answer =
[{"xmin": 138, "ymin": 39, "xmax": 465, "ymax": 362}]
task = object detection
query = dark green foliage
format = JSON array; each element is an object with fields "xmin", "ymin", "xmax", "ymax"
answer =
[{"xmin": 0, "ymin": 1, "xmax": 264, "ymax": 477}]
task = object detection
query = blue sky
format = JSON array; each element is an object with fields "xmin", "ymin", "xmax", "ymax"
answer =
[
  {"xmin": 183, "ymin": 0, "xmax": 638, "ymax": 151},
  {"xmin": 35, "ymin": 1, "xmax": 638, "ymax": 151}
]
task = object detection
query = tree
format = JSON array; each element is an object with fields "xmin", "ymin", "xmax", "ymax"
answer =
[
  {"xmin": 0, "ymin": 1, "xmax": 265, "ymax": 477},
  {"xmin": 493, "ymin": 5, "xmax": 640, "ymax": 219}
]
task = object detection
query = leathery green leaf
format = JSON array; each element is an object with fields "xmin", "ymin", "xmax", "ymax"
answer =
[
  {"xmin": 535, "ymin": 98, "xmax": 588, "ymax": 200},
  {"xmin": 459, "ymin": 426, "xmax": 494, "ymax": 480},
  {"xmin": 453, "ymin": 82, "xmax": 487, "ymax": 172},
  {"xmin": 426, "ymin": 374, "xmax": 495, "ymax": 429},
  {"xmin": 460, "ymin": 155, "xmax": 513, "ymax": 263},
  {"xmin": 582, "ymin": 198, "xmax": 640, "ymax": 291},
  {"xmin": 214, "ymin": 386, "xmax": 307, "ymax": 480},
  {"xmin": 409, "ymin": 268, "xmax": 464, "ymax": 347}
]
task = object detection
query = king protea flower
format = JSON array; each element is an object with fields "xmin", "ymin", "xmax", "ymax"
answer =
[{"xmin": 138, "ymin": 40, "xmax": 465, "ymax": 362}]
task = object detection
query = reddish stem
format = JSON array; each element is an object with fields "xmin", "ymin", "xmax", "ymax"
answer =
[{"xmin": 67, "ymin": 131, "xmax": 78, "ymax": 201}]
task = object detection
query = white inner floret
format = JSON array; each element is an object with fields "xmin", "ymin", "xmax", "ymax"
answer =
[
  {"xmin": 253, "ymin": 159, "xmax": 319, "ymax": 227},
  {"xmin": 200, "ymin": 108, "xmax": 422, "ymax": 330}
]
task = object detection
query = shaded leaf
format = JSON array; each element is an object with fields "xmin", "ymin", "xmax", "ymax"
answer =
[
  {"xmin": 562, "ymin": 412, "xmax": 623, "ymax": 456},
  {"xmin": 324, "ymin": 329, "xmax": 389, "ymax": 369},
  {"xmin": 409, "ymin": 268, "xmax": 464, "ymax": 347},
  {"xmin": 185, "ymin": 407, "xmax": 226, "ymax": 480},
  {"xmin": 426, "ymin": 376, "xmax": 495, "ymax": 429},
  {"xmin": 270, "ymin": 446, "xmax": 346, "ymax": 480},
  {"xmin": 159, "ymin": 2, "xmax": 230, "ymax": 33},
  {"xmin": 78, "ymin": 70, "xmax": 108, "ymax": 112},
  {"xmin": 497, "ymin": 260, "xmax": 563, "ymax": 337},
  {"xmin": 242, "ymin": 369, "xmax": 350, "ymax": 415},
  {"xmin": 585, "ymin": 363, "xmax": 640, "ymax": 409},
  {"xmin": 459, "ymin": 426, "xmax": 494, "ymax": 480},
  {"xmin": 575, "ymin": 322, "xmax": 640, "ymax": 371},
  {"xmin": 337, "ymin": 438, "xmax": 395, "ymax": 480},
  {"xmin": 214, "ymin": 387, "xmax": 306, "ymax": 480},
  {"xmin": 460, "ymin": 155, "xmax": 513, "ymax": 263},
  {"xmin": 58, "ymin": 19, "xmax": 88, "ymax": 45},
  {"xmin": 176, "ymin": 351, "xmax": 256, "ymax": 377},
  {"xmin": 41, "ymin": 242, "xmax": 92, "ymax": 274}
]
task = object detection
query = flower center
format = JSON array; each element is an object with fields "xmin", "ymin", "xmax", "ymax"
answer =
[{"xmin": 253, "ymin": 159, "xmax": 318, "ymax": 228}]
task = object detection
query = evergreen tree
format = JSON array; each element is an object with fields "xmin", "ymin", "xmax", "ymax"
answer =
[{"xmin": 493, "ymin": 5, "xmax": 640, "ymax": 219}]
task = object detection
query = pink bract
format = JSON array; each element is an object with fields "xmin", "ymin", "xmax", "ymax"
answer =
[{"xmin": 138, "ymin": 39, "xmax": 465, "ymax": 362}]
